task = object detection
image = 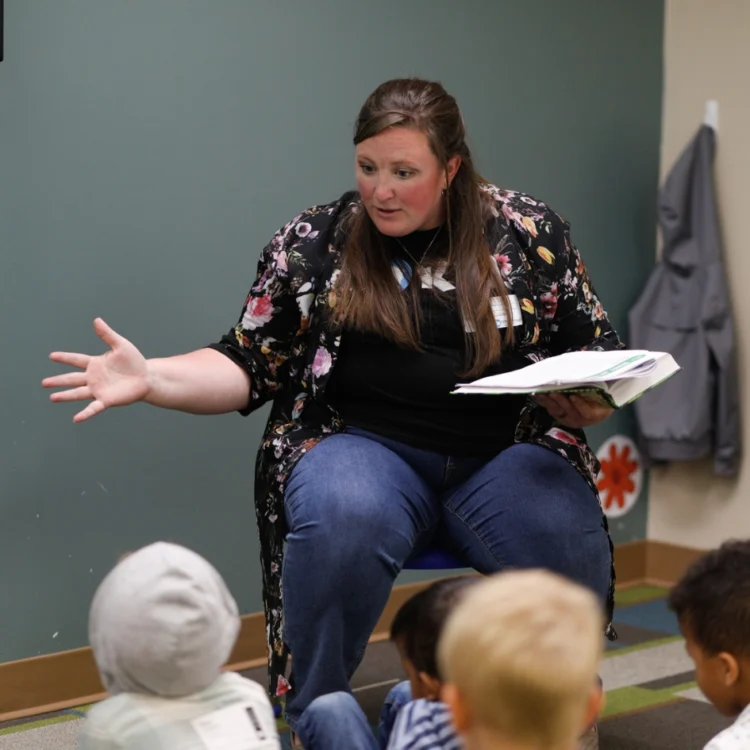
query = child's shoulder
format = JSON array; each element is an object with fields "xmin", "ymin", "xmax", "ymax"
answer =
[
  {"xmin": 704, "ymin": 707, "xmax": 750, "ymax": 750},
  {"xmin": 207, "ymin": 672, "xmax": 270, "ymax": 702},
  {"xmin": 81, "ymin": 692, "xmax": 139, "ymax": 742},
  {"xmin": 390, "ymin": 699, "xmax": 461, "ymax": 750},
  {"xmin": 81, "ymin": 674, "xmax": 271, "ymax": 741},
  {"xmin": 85, "ymin": 691, "xmax": 133, "ymax": 721}
]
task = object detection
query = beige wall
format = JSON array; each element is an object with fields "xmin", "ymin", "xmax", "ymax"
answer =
[{"xmin": 647, "ymin": 0, "xmax": 750, "ymax": 548}]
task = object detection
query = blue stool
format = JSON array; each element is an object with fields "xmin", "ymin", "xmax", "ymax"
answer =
[{"xmin": 404, "ymin": 546, "xmax": 467, "ymax": 570}]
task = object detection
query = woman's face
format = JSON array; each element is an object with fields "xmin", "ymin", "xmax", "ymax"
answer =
[{"xmin": 355, "ymin": 126, "xmax": 458, "ymax": 237}]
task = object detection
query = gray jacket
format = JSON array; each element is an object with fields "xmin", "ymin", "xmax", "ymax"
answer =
[{"xmin": 628, "ymin": 125, "xmax": 740, "ymax": 476}]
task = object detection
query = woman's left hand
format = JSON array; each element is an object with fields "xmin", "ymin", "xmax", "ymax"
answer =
[{"xmin": 534, "ymin": 393, "xmax": 613, "ymax": 429}]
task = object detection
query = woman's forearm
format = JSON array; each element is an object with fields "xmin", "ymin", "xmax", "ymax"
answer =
[{"xmin": 145, "ymin": 348, "xmax": 251, "ymax": 414}]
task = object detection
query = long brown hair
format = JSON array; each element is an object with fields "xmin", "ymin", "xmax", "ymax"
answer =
[{"xmin": 334, "ymin": 78, "xmax": 513, "ymax": 377}]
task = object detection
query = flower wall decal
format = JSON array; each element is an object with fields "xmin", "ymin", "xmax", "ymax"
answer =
[{"xmin": 596, "ymin": 435, "xmax": 643, "ymax": 518}]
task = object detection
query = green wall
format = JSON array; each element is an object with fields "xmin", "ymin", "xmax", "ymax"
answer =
[{"xmin": 0, "ymin": 0, "xmax": 664, "ymax": 662}]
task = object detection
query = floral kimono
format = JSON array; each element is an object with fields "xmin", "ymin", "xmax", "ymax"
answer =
[{"xmin": 209, "ymin": 185, "xmax": 623, "ymax": 698}]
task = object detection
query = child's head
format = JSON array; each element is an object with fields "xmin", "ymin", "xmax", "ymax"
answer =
[
  {"xmin": 390, "ymin": 576, "xmax": 479, "ymax": 700},
  {"xmin": 668, "ymin": 539, "xmax": 750, "ymax": 717},
  {"xmin": 438, "ymin": 570, "xmax": 604, "ymax": 750},
  {"xmin": 89, "ymin": 542, "xmax": 240, "ymax": 698}
]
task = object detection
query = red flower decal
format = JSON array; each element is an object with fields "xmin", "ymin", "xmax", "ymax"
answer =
[{"xmin": 597, "ymin": 442, "xmax": 638, "ymax": 511}]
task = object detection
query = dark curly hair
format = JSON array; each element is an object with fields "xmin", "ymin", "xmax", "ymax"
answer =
[
  {"xmin": 668, "ymin": 539, "xmax": 750, "ymax": 656},
  {"xmin": 390, "ymin": 575, "xmax": 479, "ymax": 679}
]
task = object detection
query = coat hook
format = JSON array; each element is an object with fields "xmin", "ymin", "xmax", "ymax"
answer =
[{"xmin": 704, "ymin": 100, "xmax": 719, "ymax": 131}]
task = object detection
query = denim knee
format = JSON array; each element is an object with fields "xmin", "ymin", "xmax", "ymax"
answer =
[
  {"xmin": 297, "ymin": 692, "xmax": 377, "ymax": 750},
  {"xmin": 383, "ymin": 681, "xmax": 412, "ymax": 712},
  {"xmin": 379, "ymin": 681, "xmax": 412, "ymax": 748},
  {"xmin": 304, "ymin": 691, "xmax": 360, "ymax": 719}
]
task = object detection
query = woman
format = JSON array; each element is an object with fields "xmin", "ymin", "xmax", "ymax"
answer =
[{"xmin": 44, "ymin": 78, "xmax": 620, "ymax": 730}]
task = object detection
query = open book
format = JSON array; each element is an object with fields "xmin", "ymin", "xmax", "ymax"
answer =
[{"xmin": 453, "ymin": 350, "xmax": 680, "ymax": 409}]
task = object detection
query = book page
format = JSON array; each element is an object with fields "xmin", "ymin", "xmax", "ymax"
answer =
[{"xmin": 466, "ymin": 350, "xmax": 655, "ymax": 389}]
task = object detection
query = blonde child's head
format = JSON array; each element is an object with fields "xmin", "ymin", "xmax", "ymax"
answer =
[{"xmin": 438, "ymin": 569, "xmax": 604, "ymax": 750}]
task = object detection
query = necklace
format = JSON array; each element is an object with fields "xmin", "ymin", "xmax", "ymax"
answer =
[{"xmin": 395, "ymin": 227, "xmax": 442, "ymax": 269}]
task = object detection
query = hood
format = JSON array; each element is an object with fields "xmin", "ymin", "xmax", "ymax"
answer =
[{"xmin": 88, "ymin": 542, "xmax": 240, "ymax": 697}]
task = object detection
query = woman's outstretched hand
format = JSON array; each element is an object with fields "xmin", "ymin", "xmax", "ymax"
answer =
[{"xmin": 43, "ymin": 318, "xmax": 150, "ymax": 423}]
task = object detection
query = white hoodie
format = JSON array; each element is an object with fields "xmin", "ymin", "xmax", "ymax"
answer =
[{"xmin": 81, "ymin": 542, "xmax": 279, "ymax": 749}]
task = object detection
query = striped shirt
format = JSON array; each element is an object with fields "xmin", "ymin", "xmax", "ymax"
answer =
[
  {"xmin": 387, "ymin": 699, "xmax": 463, "ymax": 750},
  {"xmin": 705, "ymin": 704, "xmax": 750, "ymax": 750}
]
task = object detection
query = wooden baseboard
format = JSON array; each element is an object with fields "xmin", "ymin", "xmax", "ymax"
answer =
[
  {"xmin": 612, "ymin": 540, "xmax": 648, "ymax": 584},
  {"xmin": 0, "ymin": 543, "xmax": 706, "ymax": 722},
  {"xmin": 0, "ymin": 579, "xmax": 436, "ymax": 723},
  {"xmin": 612, "ymin": 539, "xmax": 705, "ymax": 588},
  {"xmin": 0, "ymin": 647, "xmax": 106, "ymax": 723},
  {"xmin": 643, "ymin": 540, "xmax": 706, "ymax": 587}
]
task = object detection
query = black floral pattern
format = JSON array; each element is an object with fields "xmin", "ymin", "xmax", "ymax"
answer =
[{"xmin": 210, "ymin": 186, "xmax": 624, "ymax": 698}]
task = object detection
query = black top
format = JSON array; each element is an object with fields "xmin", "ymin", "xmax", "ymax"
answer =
[{"xmin": 326, "ymin": 228, "xmax": 529, "ymax": 456}]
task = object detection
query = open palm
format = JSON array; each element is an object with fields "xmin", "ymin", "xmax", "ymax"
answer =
[{"xmin": 43, "ymin": 318, "xmax": 149, "ymax": 422}]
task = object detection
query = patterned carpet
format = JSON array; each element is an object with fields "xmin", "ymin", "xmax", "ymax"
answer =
[
  {"xmin": 597, "ymin": 586, "xmax": 732, "ymax": 749},
  {"xmin": 0, "ymin": 585, "xmax": 733, "ymax": 749}
]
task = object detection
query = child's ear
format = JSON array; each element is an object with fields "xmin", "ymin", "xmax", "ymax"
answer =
[
  {"xmin": 718, "ymin": 652, "xmax": 740, "ymax": 686},
  {"xmin": 417, "ymin": 671, "xmax": 442, "ymax": 701},
  {"xmin": 441, "ymin": 683, "xmax": 471, "ymax": 733},
  {"xmin": 581, "ymin": 682, "xmax": 605, "ymax": 733}
]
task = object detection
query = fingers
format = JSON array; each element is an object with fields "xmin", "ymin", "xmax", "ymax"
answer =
[
  {"xmin": 555, "ymin": 401, "xmax": 587, "ymax": 428},
  {"xmin": 532, "ymin": 394, "xmax": 553, "ymax": 412},
  {"xmin": 73, "ymin": 400, "xmax": 107, "ymax": 423},
  {"xmin": 48, "ymin": 351, "xmax": 92, "ymax": 369},
  {"xmin": 45, "ymin": 382, "xmax": 107, "ymax": 421},
  {"xmin": 49, "ymin": 386, "xmax": 92, "ymax": 403},
  {"xmin": 569, "ymin": 394, "xmax": 612, "ymax": 423},
  {"xmin": 93, "ymin": 318, "xmax": 123, "ymax": 349},
  {"xmin": 41, "ymin": 371, "xmax": 88, "ymax": 389},
  {"xmin": 47, "ymin": 318, "xmax": 118, "ymax": 372},
  {"xmin": 534, "ymin": 393, "xmax": 612, "ymax": 428},
  {"xmin": 534, "ymin": 393, "xmax": 568, "ymax": 421}
]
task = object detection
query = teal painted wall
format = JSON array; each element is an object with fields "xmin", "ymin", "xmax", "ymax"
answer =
[{"xmin": 0, "ymin": 0, "xmax": 664, "ymax": 661}]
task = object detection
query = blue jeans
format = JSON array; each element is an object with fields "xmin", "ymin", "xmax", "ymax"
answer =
[
  {"xmin": 296, "ymin": 680, "xmax": 600, "ymax": 750},
  {"xmin": 378, "ymin": 681, "xmax": 412, "ymax": 749},
  {"xmin": 297, "ymin": 692, "xmax": 377, "ymax": 750},
  {"xmin": 297, "ymin": 682, "xmax": 412, "ymax": 750},
  {"xmin": 282, "ymin": 428, "xmax": 610, "ymax": 729}
]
